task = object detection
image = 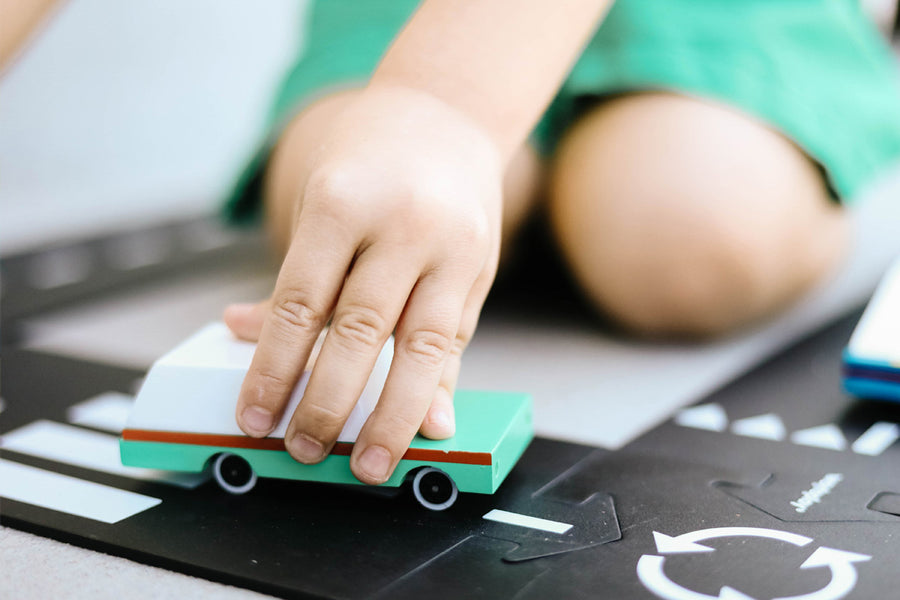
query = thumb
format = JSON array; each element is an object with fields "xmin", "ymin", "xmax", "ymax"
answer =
[{"xmin": 223, "ymin": 300, "xmax": 268, "ymax": 342}]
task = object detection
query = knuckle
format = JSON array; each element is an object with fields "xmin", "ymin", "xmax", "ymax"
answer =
[
  {"xmin": 458, "ymin": 212, "xmax": 491, "ymax": 249},
  {"xmin": 401, "ymin": 328, "xmax": 453, "ymax": 369},
  {"xmin": 271, "ymin": 297, "xmax": 322, "ymax": 333},
  {"xmin": 306, "ymin": 165, "xmax": 355, "ymax": 203},
  {"xmin": 331, "ymin": 305, "xmax": 389, "ymax": 350},
  {"xmin": 298, "ymin": 400, "xmax": 346, "ymax": 432},
  {"xmin": 303, "ymin": 167, "xmax": 362, "ymax": 222},
  {"xmin": 449, "ymin": 332, "xmax": 469, "ymax": 358},
  {"xmin": 251, "ymin": 368, "xmax": 294, "ymax": 398},
  {"xmin": 380, "ymin": 410, "xmax": 423, "ymax": 438}
]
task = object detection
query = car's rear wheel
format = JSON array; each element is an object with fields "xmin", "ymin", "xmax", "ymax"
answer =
[
  {"xmin": 212, "ymin": 452, "xmax": 257, "ymax": 494},
  {"xmin": 412, "ymin": 467, "xmax": 458, "ymax": 510}
]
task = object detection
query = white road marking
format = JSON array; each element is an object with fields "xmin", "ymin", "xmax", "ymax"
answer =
[
  {"xmin": 67, "ymin": 391, "xmax": 134, "ymax": 433},
  {"xmin": 652, "ymin": 527, "xmax": 812, "ymax": 554},
  {"xmin": 0, "ymin": 459, "xmax": 160, "ymax": 524},
  {"xmin": 731, "ymin": 413, "xmax": 786, "ymax": 441},
  {"xmin": 790, "ymin": 425, "xmax": 847, "ymax": 451},
  {"xmin": 1, "ymin": 420, "xmax": 206, "ymax": 488},
  {"xmin": 851, "ymin": 421, "xmax": 899, "ymax": 456},
  {"xmin": 674, "ymin": 404, "xmax": 728, "ymax": 432},
  {"xmin": 483, "ymin": 509, "xmax": 573, "ymax": 534}
]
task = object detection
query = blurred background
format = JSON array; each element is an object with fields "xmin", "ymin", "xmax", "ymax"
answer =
[
  {"xmin": 1, "ymin": 0, "xmax": 303, "ymax": 252},
  {"xmin": 1, "ymin": 0, "xmax": 896, "ymax": 254}
]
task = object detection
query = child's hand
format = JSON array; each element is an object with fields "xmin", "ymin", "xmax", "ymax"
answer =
[{"xmin": 227, "ymin": 85, "xmax": 503, "ymax": 485}]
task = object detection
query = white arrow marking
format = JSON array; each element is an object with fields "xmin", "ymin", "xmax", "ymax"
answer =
[
  {"xmin": 851, "ymin": 421, "xmax": 899, "ymax": 456},
  {"xmin": 653, "ymin": 531, "xmax": 714, "ymax": 554},
  {"xmin": 655, "ymin": 527, "xmax": 813, "ymax": 552},
  {"xmin": 790, "ymin": 425, "xmax": 847, "ymax": 451},
  {"xmin": 482, "ymin": 509, "xmax": 573, "ymax": 534},
  {"xmin": 675, "ymin": 404, "xmax": 728, "ymax": 432},
  {"xmin": 731, "ymin": 413, "xmax": 786, "ymax": 441},
  {"xmin": 719, "ymin": 588, "xmax": 756, "ymax": 600},
  {"xmin": 642, "ymin": 530, "xmax": 867, "ymax": 600},
  {"xmin": 772, "ymin": 547, "xmax": 871, "ymax": 600},
  {"xmin": 637, "ymin": 555, "xmax": 756, "ymax": 600},
  {"xmin": 799, "ymin": 547, "xmax": 871, "ymax": 568}
]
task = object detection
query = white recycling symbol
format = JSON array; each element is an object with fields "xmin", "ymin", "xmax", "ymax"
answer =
[{"xmin": 637, "ymin": 527, "xmax": 871, "ymax": 600}]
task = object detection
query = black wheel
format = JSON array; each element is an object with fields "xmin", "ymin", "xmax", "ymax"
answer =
[
  {"xmin": 412, "ymin": 467, "xmax": 458, "ymax": 510},
  {"xmin": 212, "ymin": 453, "xmax": 257, "ymax": 494}
]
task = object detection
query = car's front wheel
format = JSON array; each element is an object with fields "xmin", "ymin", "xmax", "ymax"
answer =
[
  {"xmin": 212, "ymin": 452, "xmax": 258, "ymax": 494},
  {"xmin": 412, "ymin": 467, "xmax": 458, "ymax": 510}
]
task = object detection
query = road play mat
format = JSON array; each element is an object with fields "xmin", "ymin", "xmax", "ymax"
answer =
[{"xmin": 2, "ymin": 310, "xmax": 899, "ymax": 599}]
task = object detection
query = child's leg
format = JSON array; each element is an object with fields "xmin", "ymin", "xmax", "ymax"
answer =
[
  {"xmin": 549, "ymin": 92, "xmax": 849, "ymax": 337},
  {"xmin": 263, "ymin": 89, "xmax": 543, "ymax": 260}
]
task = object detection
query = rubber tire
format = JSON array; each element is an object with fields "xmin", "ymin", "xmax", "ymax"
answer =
[
  {"xmin": 412, "ymin": 467, "xmax": 458, "ymax": 510},
  {"xmin": 212, "ymin": 452, "xmax": 258, "ymax": 494}
]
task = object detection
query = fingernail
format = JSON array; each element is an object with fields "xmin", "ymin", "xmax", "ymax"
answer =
[
  {"xmin": 240, "ymin": 406, "xmax": 274, "ymax": 435},
  {"xmin": 357, "ymin": 445, "xmax": 392, "ymax": 483},
  {"xmin": 429, "ymin": 410, "xmax": 455, "ymax": 435},
  {"xmin": 287, "ymin": 432, "xmax": 325, "ymax": 463}
]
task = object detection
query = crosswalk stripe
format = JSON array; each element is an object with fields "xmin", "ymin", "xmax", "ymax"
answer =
[
  {"xmin": 0, "ymin": 459, "xmax": 161, "ymax": 524},
  {"xmin": 1, "ymin": 420, "xmax": 206, "ymax": 488},
  {"xmin": 67, "ymin": 391, "xmax": 134, "ymax": 433}
]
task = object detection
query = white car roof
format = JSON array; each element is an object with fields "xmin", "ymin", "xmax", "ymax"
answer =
[
  {"xmin": 127, "ymin": 323, "xmax": 392, "ymax": 441},
  {"xmin": 155, "ymin": 322, "xmax": 257, "ymax": 370}
]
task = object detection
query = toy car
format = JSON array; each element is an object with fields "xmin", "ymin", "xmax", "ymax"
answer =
[
  {"xmin": 842, "ymin": 257, "xmax": 900, "ymax": 403},
  {"xmin": 120, "ymin": 323, "xmax": 533, "ymax": 510}
]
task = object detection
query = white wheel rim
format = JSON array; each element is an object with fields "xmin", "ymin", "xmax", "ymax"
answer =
[
  {"xmin": 213, "ymin": 452, "xmax": 257, "ymax": 494},
  {"xmin": 412, "ymin": 467, "xmax": 458, "ymax": 511}
]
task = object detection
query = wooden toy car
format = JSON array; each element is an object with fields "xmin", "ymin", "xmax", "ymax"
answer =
[
  {"xmin": 120, "ymin": 323, "xmax": 533, "ymax": 510},
  {"xmin": 843, "ymin": 257, "xmax": 900, "ymax": 403}
]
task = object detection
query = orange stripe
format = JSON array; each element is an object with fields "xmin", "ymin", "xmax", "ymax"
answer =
[{"xmin": 121, "ymin": 429, "xmax": 491, "ymax": 465}]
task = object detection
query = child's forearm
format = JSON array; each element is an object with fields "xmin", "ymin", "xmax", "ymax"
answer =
[
  {"xmin": 0, "ymin": 0, "xmax": 60, "ymax": 72},
  {"xmin": 371, "ymin": 0, "xmax": 613, "ymax": 162}
]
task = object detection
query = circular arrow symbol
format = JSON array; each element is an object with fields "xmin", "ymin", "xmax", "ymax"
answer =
[{"xmin": 636, "ymin": 527, "xmax": 871, "ymax": 600}]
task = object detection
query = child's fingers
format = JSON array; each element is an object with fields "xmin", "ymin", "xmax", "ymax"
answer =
[
  {"xmin": 223, "ymin": 301, "xmax": 268, "ymax": 342},
  {"xmin": 235, "ymin": 216, "xmax": 355, "ymax": 438},
  {"xmin": 225, "ymin": 301, "xmax": 328, "ymax": 369},
  {"xmin": 283, "ymin": 248, "xmax": 420, "ymax": 463},
  {"xmin": 419, "ymin": 374, "xmax": 457, "ymax": 440},
  {"xmin": 350, "ymin": 272, "xmax": 470, "ymax": 484},
  {"xmin": 419, "ymin": 260, "xmax": 494, "ymax": 440}
]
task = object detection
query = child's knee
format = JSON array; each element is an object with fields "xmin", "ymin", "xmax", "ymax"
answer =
[
  {"xmin": 548, "ymin": 93, "xmax": 849, "ymax": 337},
  {"xmin": 555, "ymin": 194, "xmax": 848, "ymax": 337},
  {"xmin": 577, "ymin": 220, "xmax": 790, "ymax": 336}
]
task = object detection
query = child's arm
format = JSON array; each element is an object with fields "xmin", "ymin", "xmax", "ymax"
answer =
[
  {"xmin": 233, "ymin": 0, "xmax": 612, "ymax": 485},
  {"xmin": 1, "ymin": 0, "xmax": 60, "ymax": 72},
  {"xmin": 374, "ymin": 0, "xmax": 613, "ymax": 161}
]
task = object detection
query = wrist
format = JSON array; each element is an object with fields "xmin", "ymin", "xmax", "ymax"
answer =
[{"xmin": 360, "ymin": 81, "xmax": 505, "ymax": 168}]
